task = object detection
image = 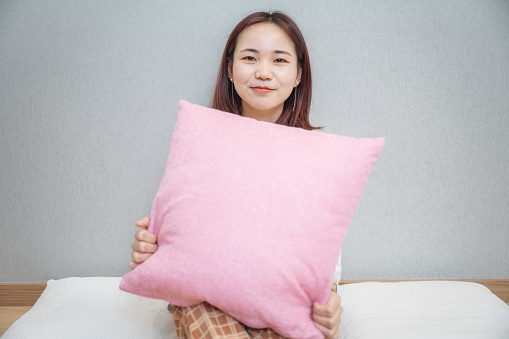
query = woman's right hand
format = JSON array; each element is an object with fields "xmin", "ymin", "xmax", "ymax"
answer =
[{"xmin": 129, "ymin": 216, "xmax": 158, "ymax": 270}]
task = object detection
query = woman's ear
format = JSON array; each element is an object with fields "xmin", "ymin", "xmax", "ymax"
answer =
[
  {"xmin": 228, "ymin": 59, "xmax": 233, "ymax": 82},
  {"xmin": 295, "ymin": 67, "xmax": 302, "ymax": 86}
]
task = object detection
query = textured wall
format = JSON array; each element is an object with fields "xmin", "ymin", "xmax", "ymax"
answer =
[{"xmin": 1, "ymin": 0, "xmax": 508, "ymax": 282}]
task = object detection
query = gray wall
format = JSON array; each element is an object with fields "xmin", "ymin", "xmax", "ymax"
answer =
[{"xmin": 1, "ymin": 1, "xmax": 508, "ymax": 283}]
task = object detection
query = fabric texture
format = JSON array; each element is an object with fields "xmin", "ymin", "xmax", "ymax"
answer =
[
  {"xmin": 5, "ymin": 277, "xmax": 509, "ymax": 339},
  {"xmin": 120, "ymin": 100, "xmax": 385, "ymax": 338},
  {"xmin": 173, "ymin": 302, "xmax": 287, "ymax": 339},
  {"xmin": 333, "ymin": 249, "xmax": 342, "ymax": 283},
  {"xmin": 2, "ymin": 277, "xmax": 177, "ymax": 339},
  {"xmin": 173, "ymin": 283, "xmax": 338, "ymax": 339},
  {"xmin": 337, "ymin": 281, "xmax": 509, "ymax": 339}
]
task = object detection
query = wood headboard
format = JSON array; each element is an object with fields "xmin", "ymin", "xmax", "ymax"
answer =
[{"xmin": 1, "ymin": 279, "xmax": 508, "ymax": 306}]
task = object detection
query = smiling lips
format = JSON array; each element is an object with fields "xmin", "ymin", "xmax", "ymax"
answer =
[{"xmin": 251, "ymin": 86, "xmax": 275, "ymax": 94}]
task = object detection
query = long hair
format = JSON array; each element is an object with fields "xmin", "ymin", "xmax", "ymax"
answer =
[{"xmin": 212, "ymin": 11, "xmax": 323, "ymax": 130}]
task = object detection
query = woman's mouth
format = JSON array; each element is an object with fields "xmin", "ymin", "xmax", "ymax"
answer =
[{"xmin": 251, "ymin": 87, "xmax": 275, "ymax": 94}]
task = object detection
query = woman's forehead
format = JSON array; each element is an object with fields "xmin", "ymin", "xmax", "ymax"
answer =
[{"xmin": 235, "ymin": 23, "xmax": 296, "ymax": 55}]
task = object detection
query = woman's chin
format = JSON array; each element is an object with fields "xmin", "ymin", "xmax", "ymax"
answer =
[{"xmin": 243, "ymin": 101, "xmax": 284, "ymax": 113}]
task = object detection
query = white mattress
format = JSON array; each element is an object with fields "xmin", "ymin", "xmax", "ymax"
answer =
[{"xmin": 3, "ymin": 277, "xmax": 509, "ymax": 339}]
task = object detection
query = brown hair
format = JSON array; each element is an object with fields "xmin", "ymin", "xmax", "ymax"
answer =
[{"xmin": 212, "ymin": 11, "xmax": 323, "ymax": 130}]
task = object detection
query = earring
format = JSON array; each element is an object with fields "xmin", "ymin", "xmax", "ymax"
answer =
[
  {"xmin": 231, "ymin": 81, "xmax": 235, "ymax": 108},
  {"xmin": 292, "ymin": 87, "xmax": 297, "ymax": 112}
]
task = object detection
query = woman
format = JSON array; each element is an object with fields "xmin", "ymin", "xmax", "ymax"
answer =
[{"xmin": 130, "ymin": 11, "xmax": 343, "ymax": 339}]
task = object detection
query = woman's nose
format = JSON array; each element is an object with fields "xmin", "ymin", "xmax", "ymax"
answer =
[{"xmin": 255, "ymin": 61, "xmax": 272, "ymax": 80}]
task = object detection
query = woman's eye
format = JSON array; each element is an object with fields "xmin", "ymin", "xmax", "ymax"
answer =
[
  {"xmin": 275, "ymin": 58, "xmax": 288, "ymax": 63},
  {"xmin": 243, "ymin": 56, "xmax": 256, "ymax": 61}
]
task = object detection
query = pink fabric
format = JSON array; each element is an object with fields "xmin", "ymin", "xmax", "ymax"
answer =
[{"xmin": 120, "ymin": 100, "xmax": 385, "ymax": 339}]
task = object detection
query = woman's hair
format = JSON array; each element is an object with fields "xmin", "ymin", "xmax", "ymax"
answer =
[{"xmin": 212, "ymin": 11, "xmax": 323, "ymax": 130}]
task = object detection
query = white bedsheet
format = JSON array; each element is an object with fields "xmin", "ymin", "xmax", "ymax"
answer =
[
  {"xmin": 338, "ymin": 281, "xmax": 509, "ymax": 339},
  {"xmin": 3, "ymin": 277, "xmax": 509, "ymax": 339}
]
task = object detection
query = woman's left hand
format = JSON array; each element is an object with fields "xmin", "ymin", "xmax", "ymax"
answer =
[{"xmin": 312, "ymin": 291, "xmax": 343, "ymax": 339}]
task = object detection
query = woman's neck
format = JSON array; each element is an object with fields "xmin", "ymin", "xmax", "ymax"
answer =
[{"xmin": 241, "ymin": 102, "xmax": 283, "ymax": 123}]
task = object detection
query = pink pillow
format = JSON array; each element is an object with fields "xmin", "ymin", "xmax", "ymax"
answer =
[{"xmin": 120, "ymin": 100, "xmax": 384, "ymax": 338}]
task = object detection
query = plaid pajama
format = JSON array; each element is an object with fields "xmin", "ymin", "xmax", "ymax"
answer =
[
  {"xmin": 173, "ymin": 302, "xmax": 287, "ymax": 339},
  {"xmin": 172, "ymin": 284, "xmax": 338, "ymax": 338}
]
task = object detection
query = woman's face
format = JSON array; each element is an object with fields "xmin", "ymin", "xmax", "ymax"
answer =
[{"xmin": 229, "ymin": 23, "xmax": 301, "ymax": 122}]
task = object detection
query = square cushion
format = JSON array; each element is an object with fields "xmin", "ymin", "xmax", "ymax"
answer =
[{"xmin": 120, "ymin": 100, "xmax": 385, "ymax": 338}]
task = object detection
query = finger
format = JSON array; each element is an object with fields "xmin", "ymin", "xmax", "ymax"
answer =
[
  {"xmin": 313, "ymin": 292, "xmax": 341, "ymax": 317},
  {"xmin": 312, "ymin": 310, "xmax": 340, "ymax": 330},
  {"xmin": 312, "ymin": 293, "xmax": 342, "ymax": 329},
  {"xmin": 134, "ymin": 216, "xmax": 150, "ymax": 228},
  {"xmin": 313, "ymin": 320, "xmax": 338, "ymax": 339},
  {"xmin": 135, "ymin": 228, "xmax": 157, "ymax": 244},
  {"xmin": 134, "ymin": 216, "xmax": 151, "ymax": 228},
  {"xmin": 129, "ymin": 261, "xmax": 137, "ymax": 270},
  {"xmin": 313, "ymin": 301, "xmax": 335, "ymax": 318},
  {"xmin": 131, "ymin": 239, "xmax": 158, "ymax": 253},
  {"xmin": 131, "ymin": 251, "xmax": 153, "ymax": 264}
]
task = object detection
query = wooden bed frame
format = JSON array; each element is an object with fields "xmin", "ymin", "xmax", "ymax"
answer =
[{"xmin": 1, "ymin": 279, "xmax": 508, "ymax": 336}]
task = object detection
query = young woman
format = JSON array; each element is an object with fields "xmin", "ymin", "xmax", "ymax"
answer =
[{"xmin": 129, "ymin": 11, "xmax": 343, "ymax": 339}]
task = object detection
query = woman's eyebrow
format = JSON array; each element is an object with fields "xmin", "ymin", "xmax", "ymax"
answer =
[
  {"xmin": 273, "ymin": 50, "xmax": 292, "ymax": 56},
  {"xmin": 239, "ymin": 48, "xmax": 292, "ymax": 56}
]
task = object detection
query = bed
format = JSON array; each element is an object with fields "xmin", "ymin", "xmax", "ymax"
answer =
[{"xmin": 1, "ymin": 277, "xmax": 508, "ymax": 338}]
